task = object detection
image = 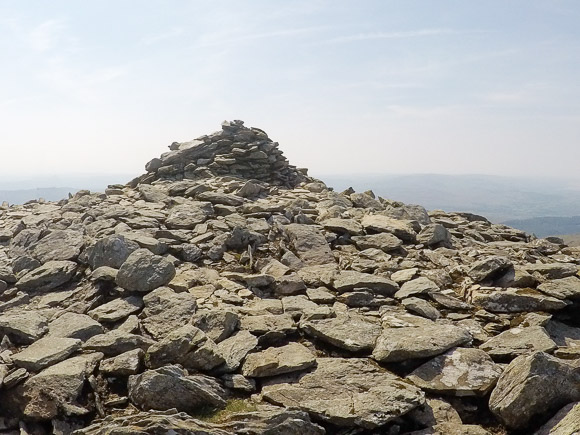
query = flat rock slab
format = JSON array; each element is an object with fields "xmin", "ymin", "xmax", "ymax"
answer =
[
  {"xmin": 242, "ymin": 342, "xmax": 316, "ymax": 378},
  {"xmin": 83, "ymin": 330, "xmax": 155, "ymax": 356},
  {"xmin": 300, "ymin": 313, "xmax": 382, "ymax": 352},
  {"xmin": 141, "ymin": 286, "xmax": 197, "ymax": 339},
  {"xmin": 100, "ymin": 349, "xmax": 144, "ymax": 376},
  {"xmin": 216, "ymin": 330, "xmax": 259, "ymax": 372},
  {"xmin": 537, "ymin": 276, "xmax": 580, "ymax": 300},
  {"xmin": 489, "ymin": 351, "xmax": 580, "ymax": 429},
  {"xmin": 321, "ymin": 218, "xmax": 363, "ymax": 236},
  {"xmin": 261, "ymin": 357, "xmax": 425, "ymax": 429},
  {"xmin": 165, "ymin": 202, "xmax": 214, "ymax": 230},
  {"xmin": 16, "ymin": 260, "xmax": 77, "ymax": 293},
  {"xmin": 469, "ymin": 288, "xmax": 568, "ymax": 313},
  {"xmin": 283, "ymin": 224, "xmax": 335, "ymax": 266},
  {"xmin": 480, "ymin": 326, "xmax": 557, "ymax": 362},
  {"xmin": 525, "ymin": 263, "xmax": 579, "ymax": 280},
  {"xmin": 0, "ymin": 311, "xmax": 48, "ymax": 344},
  {"xmin": 361, "ymin": 215, "xmax": 417, "ymax": 243},
  {"xmin": 88, "ymin": 296, "xmax": 144, "ymax": 323},
  {"xmin": 395, "ymin": 277, "xmax": 439, "ymax": 299},
  {"xmin": 372, "ymin": 323, "xmax": 472, "ymax": 363},
  {"xmin": 352, "ymin": 232, "xmax": 403, "ymax": 252},
  {"xmin": 468, "ymin": 256, "xmax": 512, "ymax": 283},
  {"xmin": 407, "ymin": 347, "xmax": 502, "ymax": 396},
  {"xmin": 332, "ymin": 270, "xmax": 399, "ymax": 296},
  {"xmin": 32, "ymin": 230, "xmax": 84, "ymax": 263},
  {"xmin": 47, "ymin": 313, "xmax": 104, "ymax": 340},
  {"xmin": 13, "ymin": 337, "xmax": 81, "ymax": 372}
]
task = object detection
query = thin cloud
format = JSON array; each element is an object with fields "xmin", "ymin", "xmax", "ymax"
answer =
[
  {"xmin": 197, "ymin": 26, "xmax": 326, "ymax": 48},
  {"xmin": 28, "ymin": 19, "xmax": 65, "ymax": 51},
  {"xmin": 324, "ymin": 28, "xmax": 486, "ymax": 44}
]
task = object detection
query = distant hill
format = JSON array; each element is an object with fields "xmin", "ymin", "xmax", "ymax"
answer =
[
  {"xmin": 502, "ymin": 216, "xmax": 580, "ymax": 238},
  {"xmin": 0, "ymin": 188, "xmax": 79, "ymax": 205}
]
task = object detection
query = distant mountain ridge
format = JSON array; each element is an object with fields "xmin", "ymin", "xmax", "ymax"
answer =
[
  {"xmin": 0, "ymin": 188, "xmax": 79, "ymax": 205},
  {"xmin": 502, "ymin": 216, "xmax": 580, "ymax": 238}
]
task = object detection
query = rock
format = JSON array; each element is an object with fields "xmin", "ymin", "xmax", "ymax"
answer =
[
  {"xmin": 146, "ymin": 324, "xmax": 225, "ymax": 371},
  {"xmin": 469, "ymin": 288, "xmax": 569, "ymax": 313},
  {"xmin": 534, "ymin": 401, "xmax": 580, "ymax": 435},
  {"xmin": 407, "ymin": 422, "xmax": 492, "ymax": 435},
  {"xmin": 83, "ymin": 330, "xmax": 155, "ymax": 356},
  {"xmin": 16, "ymin": 260, "xmax": 77, "ymax": 292},
  {"xmin": 215, "ymin": 330, "xmax": 259, "ymax": 372},
  {"xmin": 0, "ymin": 311, "xmax": 48, "ymax": 344},
  {"xmin": 283, "ymin": 224, "xmax": 335, "ymax": 266},
  {"xmin": 479, "ymin": 326, "xmax": 557, "ymax": 361},
  {"xmin": 191, "ymin": 310, "xmax": 239, "ymax": 343},
  {"xmin": 32, "ymin": 230, "xmax": 84, "ymax": 263},
  {"xmin": 525, "ymin": 263, "xmax": 579, "ymax": 279},
  {"xmin": 407, "ymin": 347, "xmax": 502, "ymax": 396},
  {"xmin": 99, "ymin": 349, "xmax": 144, "ymax": 376},
  {"xmin": 352, "ymin": 232, "xmax": 403, "ymax": 252},
  {"xmin": 301, "ymin": 313, "xmax": 381, "ymax": 352},
  {"xmin": 395, "ymin": 276, "xmax": 439, "ymax": 299},
  {"xmin": 116, "ymin": 249, "xmax": 176, "ymax": 292},
  {"xmin": 242, "ymin": 343, "xmax": 316, "ymax": 378},
  {"xmin": 332, "ymin": 270, "xmax": 399, "ymax": 296},
  {"xmin": 128, "ymin": 365, "xmax": 227, "ymax": 412},
  {"xmin": 165, "ymin": 202, "xmax": 214, "ymax": 229},
  {"xmin": 468, "ymin": 256, "xmax": 512, "ymax": 283},
  {"xmin": 321, "ymin": 218, "xmax": 363, "ymax": 235},
  {"xmin": 489, "ymin": 351, "xmax": 580, "ymax": 429},
  {"xmin": 47, "ymin": 313, "xmax": 103, "ymax": 341},
  {"xmin": 88, "ymin": 296, "xmax": 143, "ymax": 323},
  {"xmin": 262, "ymin": 357, "xmax": 425, "ymax": 428},
  {"xmin": 141, "ymin": 286, "xmax": 197, "ymax": 338},
  {"xmin": 408, "ymin": 397, "xmax": 462, "ymax": 427},
  {"xmin": 240, "ymin": 314, "xmax": 296, "ymax": 337},
  {"xmin": 12, "ymin": 337, "xmax": 81, "ymax": 372},
  {"xmin": 10, "ymin": 352, "xmax": 103, "ymax": 419},
  {"xmin": 372, "ymin": 324, "xmax": 472, "ymax": 363},
  {"xmin": 537, "ymin": 276, "xmax": 580, "ymax": 300},
  {"xmin": 417, "ymin": 224, "xmax": 451, "ymax": 246},
  {"xmin": 361, "ymin": 214, "xmax": 417, "ymax": 242},
  {"xmin": 87, "ymin": 234, "xmax": 139, "ymax": 269},
  {"xmin": 402, "ymin": 297, "xmax": 441, "ymax": 320}
]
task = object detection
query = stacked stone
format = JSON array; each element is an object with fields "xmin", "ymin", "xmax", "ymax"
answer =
[{"xmin": 137, "ymin": 120, "xmax": 308, "ymax": 188}]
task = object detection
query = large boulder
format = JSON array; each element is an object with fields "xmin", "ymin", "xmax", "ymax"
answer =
[
  {"xmin": 32, "ymin": 230, "xmax": 84, "ymax": 263},
  {"xmin": 479, "ymin": 326, "xmax": 557, "ymax": 361},
  {"xmin": 141, "ymin": 286, "xmax": 197, "ymax": 338},
  {"xmin": 283, "ymin": 224, "xmax": 335, "ymax": 266},
  {"xmin": 115, "ymin": 249, "xmax": 176, "ymax": 292},
  {"xmin": 88, "ymin": 234, "xmax": 139, "ymax": 269},
  {"xmin": 0, "ymin": 311, "xmax": 48, "ymax": 344},
  {"xmin": 12, "ymin": 337, "xmax": 81, "ymax": 372},
  {"xmin": 16, "ymin": 260, "xmax": 77, "ymax": 292},
  {"xmin": 262, "ymin": 357, "xmax": 425, "ymax": 428}
]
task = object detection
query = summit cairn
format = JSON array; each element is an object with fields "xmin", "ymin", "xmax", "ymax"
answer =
[
  {"xmin": 135, "ymin": 120, "xmax": 309, "ymax": 188},
  {"xmin": 1, "ymin": 121, "xmax": 580, "ymax": 434}
]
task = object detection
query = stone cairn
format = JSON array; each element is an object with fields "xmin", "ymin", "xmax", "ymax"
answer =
[{"xmin": 133, "ymin": 120, "xmax": 309, "ymax": 188}]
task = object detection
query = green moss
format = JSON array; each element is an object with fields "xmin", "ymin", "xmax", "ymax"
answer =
[{"xmin": 193, "ymin": 399, "xmax": 258, "ymax": 423}]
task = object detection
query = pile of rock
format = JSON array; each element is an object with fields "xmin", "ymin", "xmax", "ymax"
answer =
[
  {"xmin": 0, "ymin": 121, "xmax": 580, "ymax": 434},
  {"xmin": 134, "ymin": 119, "xmax": 309, "ymax": 188}
]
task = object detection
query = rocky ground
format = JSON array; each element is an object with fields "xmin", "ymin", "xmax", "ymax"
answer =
[{"xmin": 1, "ymin": 120, "xmax": 580, "ymax": 434}]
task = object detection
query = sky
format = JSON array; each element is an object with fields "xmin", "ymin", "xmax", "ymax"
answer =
[{"xmin": 1, "ymin": 0, "xmax": 579, "ymax": 181}]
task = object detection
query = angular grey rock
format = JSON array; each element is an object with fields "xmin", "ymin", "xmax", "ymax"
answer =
[
  {"xmin": 321, "ymin": 218, "xmax": 363, "ymax": 235},
  {"xmin": 99, "ymin": 349, "xmax": 143, "ymax": 376},
  {"xmin": 216, "ymin": 330, "xmax": 259, "ymax": 372},
  {"xmin": 300, "ymin": 313, "xmax": 381, "ymax": 352},
  {"xmin": 128, "ymin": 365, "xmax": 227, "ymax": 412},
  {"xmin": 141, "ymin": 286, "xmax": 197, "ymax": 338},
  {"xmin": 12, "ymin": 337, "xmax": 81, "ymax": 372},
  {"xmin": 283, "ymin": 223, "xmax": 335, "ymax": 266},
  {"xmin": 469, "ymin": 288, "xmax": 568, "ymax": 313},
  {"xmin": 262, "ymin": 357, "xmax": 425, "ymax": 428},
  {"xmin": 468, "ymin": 256, "xmax": 512, "ymax": 283},
  {"xmin": 332, "ymin": 270, "xmax": 399, "ymax": 296},
  {"xmin": 88, "ymin": 296, "xmax": 143, "ymax": 323},
  {"xmin": 534, "ymin": 401, "xmax": 580, "ymax": 435},
  {"xmin": 402, "ymin": 297, "xmax": 441, "ymax": 320},
  {"xmin": 0, "ymin": 311, "xmax": 48, "ymax": 344},
  {"xmin": 16, "ymin": 260, "xmax": 77, "ymax": 292},
  {"xmin": 352, "ymin": 232, "xmax": 403, "ymax": 252},
  {"xmin": 83, "ymin": 330, "xmax": 155, "ymax": 356},
  {"xmin": 88, "ymin": 234, "xmax": 139, "ymax": 269},
  {"xmin": 242, "ymin": 343, "xmax": 316, "ymax": 378},
  {"xmin": 239, "ymin": 314, "xmax": 296, "ymax": 337},
  {"xmin": 32, "ymin": 230, "xmax": 84, "ymax": 263},
  {"xmin": 115, "ymin": 249, "xmax": 176, "ymax": 292},
  {"xmin": 165, "ymin": 202, "xmax": 214, "ymax": 229},
  {"xmin": 537, "ymin": 276, "xmax": 580, "ymax": 300},
  {"xmin": 417, "ymin": 223, "xmax": 451, "ymax": 247},
  {"xmin": 525, "ymin": 263, "xmax": 579, "ymax": 279},
  {"xmin": 372, "ymin": 324, "xmax": 472, "ymax": 363},
  {"xmin": 191, "ymin": 309, "xmax": 239, "ymax": 343},
  {"xmin": 47, "ymin": 313, "xmax": 104, "ymax": 341},
  {"xmin": 361, "ymin": 214, "xmax": 417, "ymax": 242},
  {"xmin": 479, "ymin": 326, "xmax": 557, "ymax": 361},
  {"xmin": 395, "ymin": 276, "xmax": 439, "ymax": 299},
  {"xmin": 407, "ymin": 347, "xmax": 502, "ymax": 396},
  {"xmin": 489, "ymin": 351, "xmax": 580, "ymax": 429}
]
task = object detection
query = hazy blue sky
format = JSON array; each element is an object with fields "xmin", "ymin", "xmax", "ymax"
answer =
[{"xmin": 1, "ymin": 1, "xmax": 579, "ymax": 179}]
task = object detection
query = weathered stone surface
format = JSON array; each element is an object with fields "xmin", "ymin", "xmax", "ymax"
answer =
[
  {"xmin": 283, "ymin": 224, "xmax": 335, "ymax": 266},
  {"xmin": 88, "ymin": 296, "xmax": 143, "ymax": 323},
  {"xmin": 402, "ymin": 297, "xmax": 441, "ymax": 320},
  {"xmin": 361, "ymin": 214, "xmax": 417, "ymax": 242},
  {"xmin": 88, "ymin": 234, "xmax": 139, "ymax": 269},
  {"xmin": 332, "ymin": 270, "xmax": 399, "ymax": 296},
  {"xmin": 301, "ymin": 313, "xmax": 381, "ymax": 352},
  {"xmin": 262, "ymin": 357, "xmax": 425, "ymax": 428},
  {"xmin": 191, "ymin": 309, "xmax": 239, "ymax": 343},
  {"xmin": 534, "ymin": 401, "xmax": 580, "ymax": 435},
  {"xmin": 352, "ymin": 232, "xmax": 403, "ymax": 252},
  {"xmin": 525, "ymin": 262, "xmax": 579, "ymax": 279},
  {"xmin": 47, "ymin": 313, "xmax": 104, "ymax": 340},
  {"xmin": 116, "ymin": 249, "xmax": 176, "ymax": 292},
  {"xmin": 128, "ymin": 365, "xmax": 227, "ymax": 412},
  {"xmin": 372, "ymin": 324, "xmax": 472, "ymax": 363},
  {"xmin": 165, "ymin": 202, "xmax": 214, "ymax": 229},
  {"xmin": 395, "ymin": 276, "xmax": 439, "ymax": 299},
  {"xmin": 407, "ymin": 347, "xmax": 502, "ymax": 396},
  {"xmin": 242, "ymin": 343, "xmax": 316, "ymax": 378},
  {"xmin": 216, "ymin": 330, "xmax": 259, "ymax": 372},
  {"xmin": 489, "ymin": 351, "xmax": 580, "ymax": 429},
  {"xmin": 32, "ymin": 230, "xmax": 84, "ymax": 263},
  {"xmin": 0, "ymin": 311, "xmax": 48, "ymax": 344},
  {"xmin": 141, "ymin": 286, "xmax": 197, "ymax": 338},
  {"xmin": 468, "ymin": 256, "xmax": 512, "ymax": 283},
  {"xmin": 417, "ymin": 223, "xmax": 451, "ymax": 246},
  {"xmin": 479, "ymin": 326, "xmax": 557, "ymax": 361},
  {"xmin": 83, "ymin": 330, "xmax": 155, "ymax": 356},
  {"xmin": 16, "ymin": 260, "xmax": 77, "ymax": 292},
  {"xmin": 469, "ymin": 288, "xmax": 568, "ymax": 313},
  {"xmin": 99, "ymin": 349, "xmax": 144, "ymax": 376},
  {"xmin": 537, "ymin": 276, "xmax": 580, "ymax": 300},
  {"xmin": 321, "ymin": 218, "xmax": 363, "ymax": 235},
  {"xmin": 12, "ymin": 337, "xmax": 81, "ymax": 372}
]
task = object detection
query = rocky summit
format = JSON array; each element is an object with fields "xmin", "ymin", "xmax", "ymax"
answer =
[{"xmin": 1, "ymin": 121, "xmax": 580, "ymax": 434}]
